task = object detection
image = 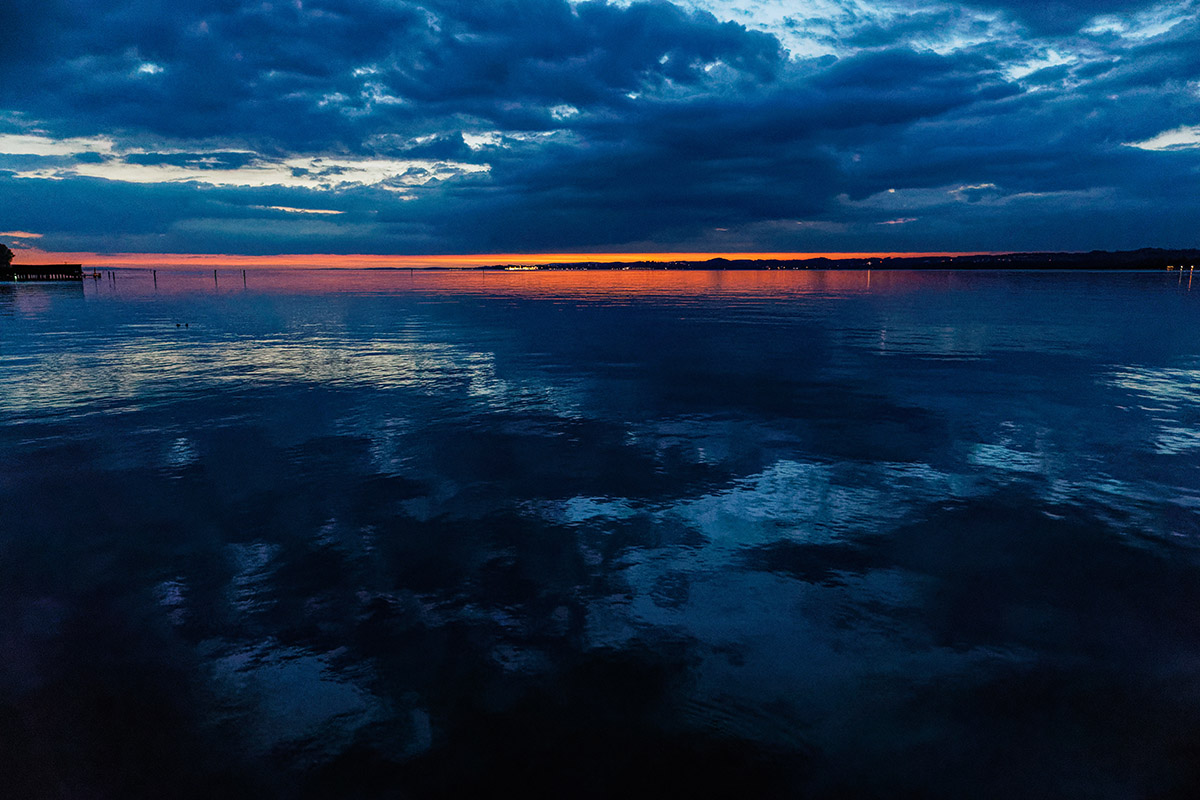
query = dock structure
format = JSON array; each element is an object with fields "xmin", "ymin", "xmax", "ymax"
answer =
[{"xmin": 0, "ymin": 264, "xmax": 84, "ymax": 281}]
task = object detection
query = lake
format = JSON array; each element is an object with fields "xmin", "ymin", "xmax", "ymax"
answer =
[{"xmin": 3, "ymin": 268, "xmax": 1200, "ymax": 798}]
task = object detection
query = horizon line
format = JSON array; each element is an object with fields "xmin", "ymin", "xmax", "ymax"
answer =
[{"xmin": 16, "ymin": 249, "xmax": 997, "ymax": 269}]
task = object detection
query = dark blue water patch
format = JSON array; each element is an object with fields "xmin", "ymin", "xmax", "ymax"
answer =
[
  {"xmin": 299, "ymin": 642, "xmax": 816, "ymax": 800},
  {"xmin": 3, "ymin": 271, "xmax": 1200, "ymax": 798},
  {"xmin": 745, "ymin": 488, "xmax": 1200, "ymax": 656}
]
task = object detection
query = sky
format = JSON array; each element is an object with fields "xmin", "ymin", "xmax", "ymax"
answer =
[{"xmin": 1, "ymin": 0, "xmax": 1198, "ymax": 259}]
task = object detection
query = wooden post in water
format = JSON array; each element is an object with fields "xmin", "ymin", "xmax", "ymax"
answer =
[
  {"xmin": 153, "ymin": 269, "xmax": 157, "ymax": 288},
  {"xmin": 243, "ymin": 269, "xmax": 247, "ymax": 288},
  {"xmin": 214, "ymin": 269, "xmax": 218, "ymax": 288}
]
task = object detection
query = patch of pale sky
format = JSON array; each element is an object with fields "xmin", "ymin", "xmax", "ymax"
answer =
[
  {"xmin": 462, "ymin": 131, "xmax": 504, "ymax": 150},
  {"xmin": 843, "ymin": 184, "xmax": 1110, "ymax": 213},
  {"xmin": 1083, "ymin": 0, "xmax": 1197, "ymax": 39},
  {"xmin": 1005, "ymin": 49, "xmax": 1076, "ymax": 81},
  {"xmin": 948, "ymin": 183, "xmax": 999, "ymax": 200},
  {"xmin": 360, "ymin": 83, "xmax": 405, "ymax": 107},
  {"xmin": 1126, "ymin": 124, "xmax": 1200, "ymax": 151},
  {"xmin": 0, "ymin": 132, "xmax": 488, "ymax": 191},
  {"xmin": 363, "ymin": 128, "xmax": 563, "ymax": 154},
  {"xmin": 257, "ymin": 206, "xmax": 345, "ymax": 215},
  {"xmin": 33, "ymin": 157, "xmax": 485, "ymax": 191},
  {"xmin": 311, "ymin": 81, "xmax": 407, "ymax": 118},
  {"xmin": 0, "ymin": 133, "xmax": 116, "ymax": 157}
]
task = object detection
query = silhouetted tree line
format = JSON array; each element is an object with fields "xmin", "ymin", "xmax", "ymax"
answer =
[{"xmin": 0, "ymin": 242, "xmax": 12, "ymax": 267}]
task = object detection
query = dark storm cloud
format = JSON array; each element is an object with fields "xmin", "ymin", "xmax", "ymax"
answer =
[
  {"xmin": 961, "ymin": 0, "xmax": 1156, "ymax": 33},
  {"xmin": 402, "ymin": 45, "xmax": 1024, "ymax": 251},
  {"xmin": 0, "ymin": 0, "xmax": 427, "ymax": 147},
  {"xmin": 0, "ymin": 0, "xmax": 782, "ymax": 148},
  {"xmin": 0, "ymin": 0, "xmax": 1198, "ymax": 254},
  {"xmin": 396, "ymin": 0, "xmax": 783, "ymax": 105}
]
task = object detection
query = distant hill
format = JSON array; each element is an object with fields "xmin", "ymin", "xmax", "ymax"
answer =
[{"xmin": 482, "ymin": 248, "xmax": 1200, "ymax": 271}]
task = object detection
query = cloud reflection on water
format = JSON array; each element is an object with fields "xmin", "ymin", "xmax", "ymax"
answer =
[{"xmin": 2, "ymin": 269, "xmax": 1200, "ymax": 797}]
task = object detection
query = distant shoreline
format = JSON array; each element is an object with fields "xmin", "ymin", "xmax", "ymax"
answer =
[{"xmin": 477, "ymin": 248, "xmax": 1200, "ymax": 272}]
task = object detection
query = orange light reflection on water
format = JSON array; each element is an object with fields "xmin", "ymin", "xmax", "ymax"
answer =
[{"xmin": 78, "ymin": 266, "xmax": 970, "ymax": 299}]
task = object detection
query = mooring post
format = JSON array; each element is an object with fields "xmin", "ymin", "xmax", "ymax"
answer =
[
  {"xmin": 243, "ymin": 269, "xmax": 247, "ymax": 288},
  {"xmin": 153, "ymin": 269, "xmax": 157, "ymax": 288},
  {"xmin": 214, "ymin": 269, "xmax": 218, "ymax": 288}
]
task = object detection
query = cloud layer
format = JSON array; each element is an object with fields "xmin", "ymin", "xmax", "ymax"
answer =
[{"xmin": 1, "ymin": 0, "xmax": 1198, "ymax": 254}]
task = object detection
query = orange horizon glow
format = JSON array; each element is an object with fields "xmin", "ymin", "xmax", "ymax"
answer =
[{"xmin": 15, "ymin": 248, "xmax": 995, "ymax": 270}]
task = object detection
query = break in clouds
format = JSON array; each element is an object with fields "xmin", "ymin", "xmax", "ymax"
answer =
[{"xmin": 0, "ymin": 0, "xmax": 1198, "ymax": 255}]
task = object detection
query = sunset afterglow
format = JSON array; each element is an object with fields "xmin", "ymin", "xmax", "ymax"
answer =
[{"xmin": 19, "ymin": 249, "xmax": 988, "ymax": 270}]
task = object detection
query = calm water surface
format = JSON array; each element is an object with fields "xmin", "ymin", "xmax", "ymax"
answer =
[{"xmin": 3, "ymin": 269, "xmax": 1200, "ymax": 798}]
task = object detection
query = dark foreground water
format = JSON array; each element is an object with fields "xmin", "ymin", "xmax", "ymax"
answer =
[{"xmin": 3, "ymin": 268, "xmax": 1200, "ymax": 798}]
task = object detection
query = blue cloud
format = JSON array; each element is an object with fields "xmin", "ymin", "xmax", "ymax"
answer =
[{"xmin": 961, "ymin": 0, "xmax": 1159, "ymax": 33}]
